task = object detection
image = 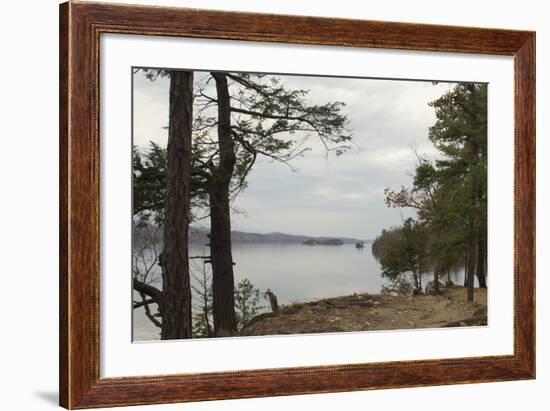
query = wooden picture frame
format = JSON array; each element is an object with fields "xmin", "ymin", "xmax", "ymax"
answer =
[{"xmin": 59, "ymin": 1, "xmax": 535, "ymax": 408}]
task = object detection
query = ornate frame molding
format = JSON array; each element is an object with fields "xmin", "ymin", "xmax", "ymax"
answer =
[{"xmin": 59, "ymin": 2, "xmax": 535, "ymax": 408}]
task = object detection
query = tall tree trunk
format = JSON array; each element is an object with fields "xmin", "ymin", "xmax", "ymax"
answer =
[
  {"xmin": 433, "ymin": 263, "xmax": 440, "ymax": 294},
  {"xmin": 475, "ymin": 236, "xmax": 487, "ymax": 288},
  {"xmin": 463, "ymin": 253, "xmax": 469, "ymax": 287},
  {"xmin": 160, "ymin": 70, "xmax": 194, "ymax": 340},
  {"xmin": 209, "ymin": 72, "xmax": 238, "ymax": 337},
  {"xmin": 466, "ymin": 239, "xmax": 476, "ymax": 302},
  {"xmin": 411, "ymin": 270, "xmax": 420, "ymax": 294},
  {"xmin": 465, "ymin": 137, "xmax": 482, "ymax": 302}
]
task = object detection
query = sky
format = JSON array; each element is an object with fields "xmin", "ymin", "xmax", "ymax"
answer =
[{"xmin": 133, "ymin": 70, "xmax": 456, "ymax": 240}]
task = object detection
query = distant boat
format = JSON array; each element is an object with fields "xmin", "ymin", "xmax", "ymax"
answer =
[{"xmin": 355, "ymin": 241, "xmax": 364, "ymax": 249}]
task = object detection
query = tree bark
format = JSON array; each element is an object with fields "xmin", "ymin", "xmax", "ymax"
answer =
[
  {"xmin": 133, "ymin": 277, "xmax": 162, "ymax": 305},
  {"xmin": 160, "ymin": 70, "xmax": 194, "ymax": 340},
  {"xmin": 465, "ymin": 137, "xmax": 482, "ymax": 302},
  {"xmin": 411, "ymin": 270, "xmax": 422, "ymax": 295},
  {"xmin": 463, "ymin": 253, "xmax": 469, "ymax": 287},
  {"xmin": 475, "ymin": 236, "xmax": 487, "ymax": 288},
  {"xmin": 433, "ymin": 263, "xmax": 440, "ymax": 294},
  {"xmin": 466, "ymin": 239, "xmax": 477, "ymax": 302},
  {"xmin": 209, "ymin": 72, "xmax": 238, "ymax": 337}
]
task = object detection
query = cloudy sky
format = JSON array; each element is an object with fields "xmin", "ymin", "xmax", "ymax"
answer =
[{"xmin": 133, "ymin": 70, "xmax": 456, "ymax": 240}]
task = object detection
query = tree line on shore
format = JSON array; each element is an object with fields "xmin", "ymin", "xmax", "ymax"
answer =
[
  {"xmin": 371, "ymin": 83, "xmax": 487, "ymax": 302},
  {"xmin": 132, "ymin": 69, "xmax": 352, "ymax": 340}
]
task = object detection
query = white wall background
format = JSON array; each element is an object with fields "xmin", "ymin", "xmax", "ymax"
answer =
[{"xmin": 0, "ymin": 0, "xmax": 546, "ymax": 410}]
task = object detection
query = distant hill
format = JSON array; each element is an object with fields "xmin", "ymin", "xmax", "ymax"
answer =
[{"xmin": 189, "ymin": 226, "xmax": 371, "ymax": 245}]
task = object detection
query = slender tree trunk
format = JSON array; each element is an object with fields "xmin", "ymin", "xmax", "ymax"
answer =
[
  {"xmin": 411, "ymin": 270, "xmax": 420, "ymax": 294},
  {"xmin": 160, "ymin": 70, "xmax": 194, "ymax": 340},
  {"xmin": 466, "ymin": 239, "xmax": 476, "ymax": 302},
  {"xmin": 209, "ymin": 72, "xmax": 238, "ymax": 337},
  {"xmin": 475, "ymin": 236, "xmax": 487, "ymax": 288},
  {"xmin": 433, "ymin": 263, "xmax": 440, "ymax": 294},
  {"xmin": 463, "ymin": 253, "xmax": 469, "ymax": 287},
  {"xmin": 466, "ymin": 137, "xmax": 482, "ymax": 302},
  {"xmin": 209, "ymin": 184, "xmax": 238, "ymax": 336},
  {"xmin": 199, "ymin": 263, "xmax": 213, "ymax": 337}
]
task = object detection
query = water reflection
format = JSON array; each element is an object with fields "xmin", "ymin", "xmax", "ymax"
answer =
[{"xmin": 133, "ymin": 243, "xmax": 469, "ymax": 341}]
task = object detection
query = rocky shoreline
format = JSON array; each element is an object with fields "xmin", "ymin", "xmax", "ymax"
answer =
[{"xmin": 241, "ymin": 287, "xmax": 487, "ymax": 336}]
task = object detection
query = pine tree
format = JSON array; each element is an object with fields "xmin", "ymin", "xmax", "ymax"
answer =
[{"xmin": 376, "ymin": 83, "xmax": 487, "ymax": 302}]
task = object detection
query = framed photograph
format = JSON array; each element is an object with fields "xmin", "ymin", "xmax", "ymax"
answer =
[{"xmin": 59, "ymin": 1, "xmax": 535, "ymax": 409}]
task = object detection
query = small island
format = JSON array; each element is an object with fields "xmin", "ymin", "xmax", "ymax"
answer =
[{"xmin": 302, "ymin": 238, "xmax": 344, "ymax": 246}]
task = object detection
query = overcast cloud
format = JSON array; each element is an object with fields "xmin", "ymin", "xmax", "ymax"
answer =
[{"xmin": 133, "ymin": 71, "xmax": 456, "ymax": 239}]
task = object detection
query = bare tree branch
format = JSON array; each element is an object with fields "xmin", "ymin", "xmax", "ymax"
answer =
[
  {"xmin": 140, "ymin": 292, "xmax": 162, "ymax": 328},
  {"xmin": 133, "ymin": 278, "xmax": 162, "ymax": 304}
]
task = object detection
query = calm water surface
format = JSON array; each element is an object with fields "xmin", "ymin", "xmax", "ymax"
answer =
[{"xmin": 133, "ymin": 243, "xmax": 467, "ymax": 341}]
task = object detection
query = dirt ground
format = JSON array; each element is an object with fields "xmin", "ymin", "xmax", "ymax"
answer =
[{"xmin": 241, "ymin": 287, "xmax": 487, "ymax": 336}]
